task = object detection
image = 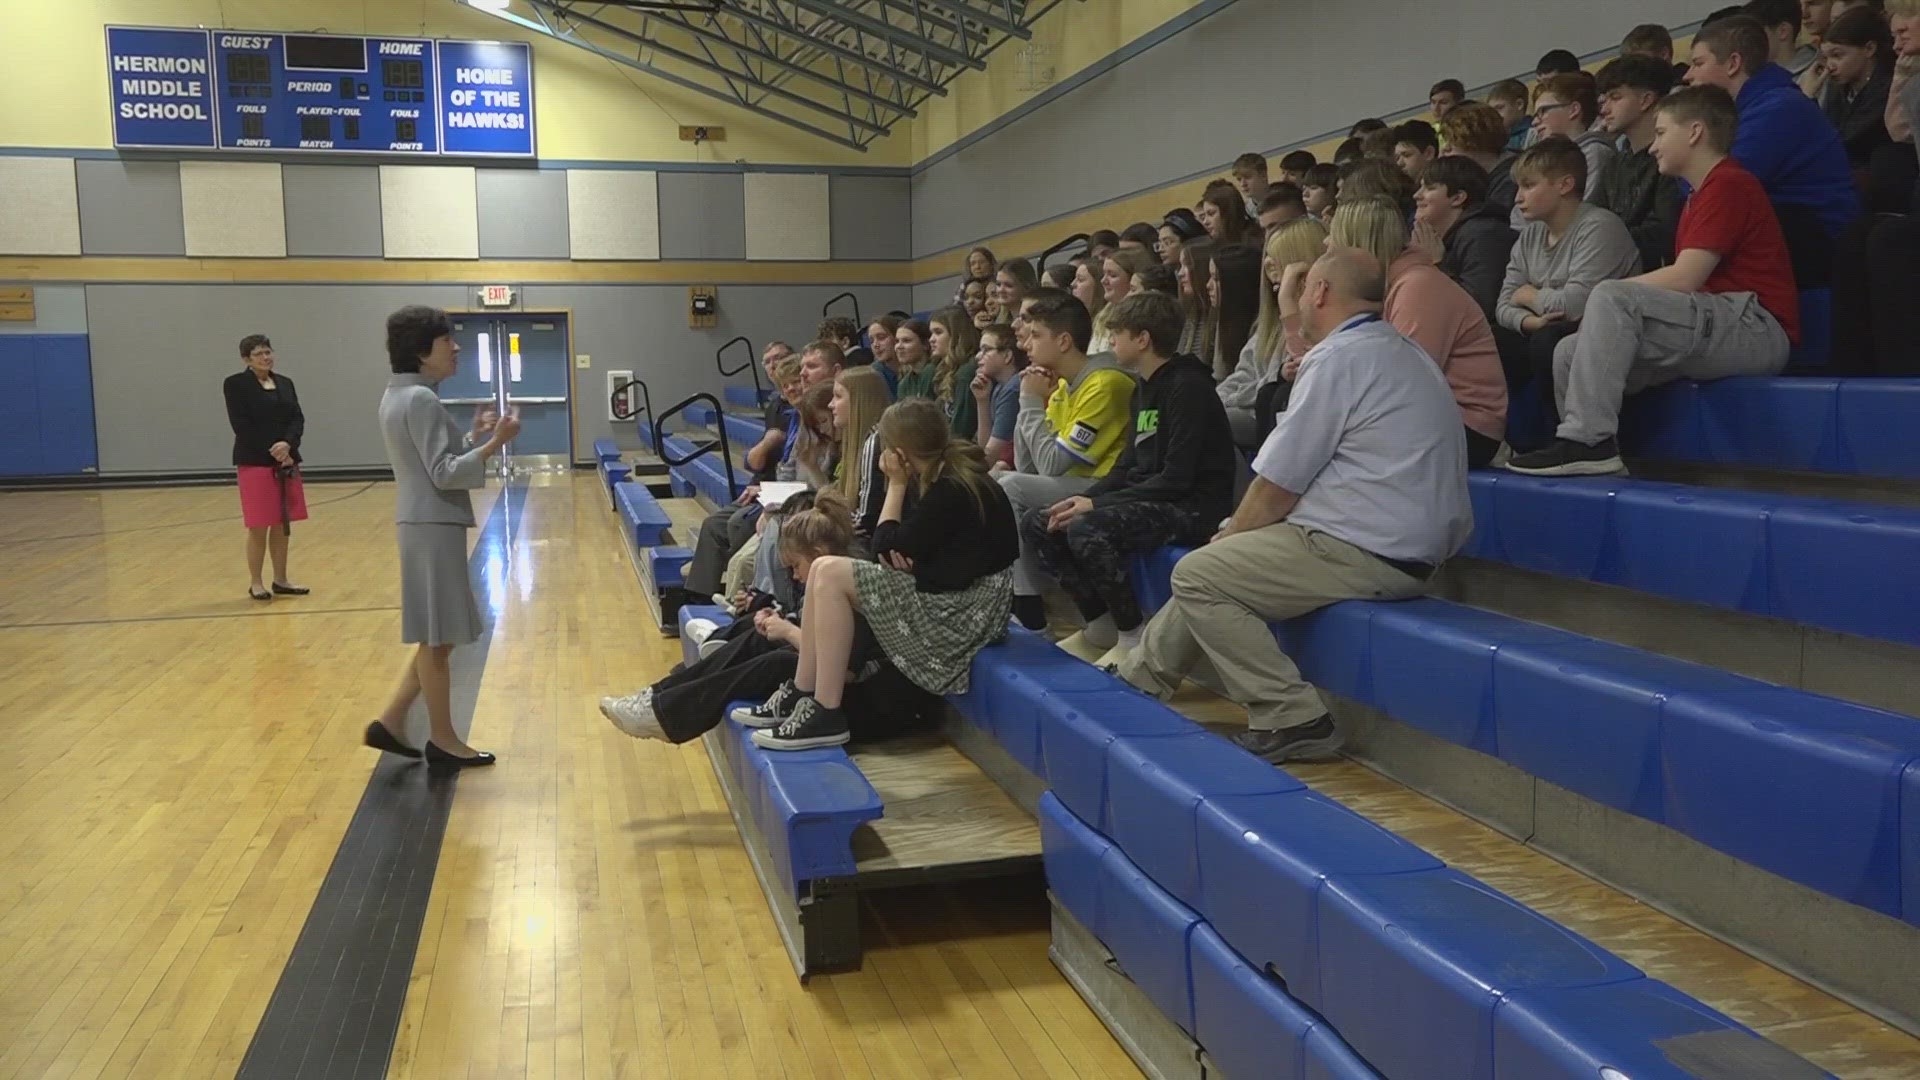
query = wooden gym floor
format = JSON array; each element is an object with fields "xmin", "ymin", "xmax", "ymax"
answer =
[{"xmin": 2, "ymin": 471, "xmax": 1915, "ymax": 1079}]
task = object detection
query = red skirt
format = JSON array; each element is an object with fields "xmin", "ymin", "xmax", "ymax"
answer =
[{"xmin": 237, "ymin": 465, "xmax": 309, "ymax": 529}]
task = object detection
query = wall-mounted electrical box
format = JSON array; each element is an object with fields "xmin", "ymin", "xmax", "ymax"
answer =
[{"xmin": 689, "ymin": 287, "xmax": 717, "ymax": 329}]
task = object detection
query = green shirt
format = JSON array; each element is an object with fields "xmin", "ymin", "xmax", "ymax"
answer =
[
  {"xmin": 895, "ymin": 364, "xmax": 936, "ymax": 401},
  {"xmin": 946, "ymin": 358, "xmax": 979, "ymax": 440}
]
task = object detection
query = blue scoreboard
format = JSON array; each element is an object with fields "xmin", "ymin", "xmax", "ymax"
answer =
[{"xmin": 107, "ymin": 26, "xmax": 534, "ymax": 158}]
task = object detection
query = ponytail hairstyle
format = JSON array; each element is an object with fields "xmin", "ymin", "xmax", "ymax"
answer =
[
  {"xmin": 777, "ymin": 493, "xmax": 856, "ymax": 564},
  {"xmin": 833, "ymin": 366, "xmax": 892, "ymax": 503},
  {"xmin": 877, "ymin": 398, "xmax": 996, "ymax": 515},
  {"xmin": 929, "ymin": 305, "xmax": 982, "ymax": 405}
]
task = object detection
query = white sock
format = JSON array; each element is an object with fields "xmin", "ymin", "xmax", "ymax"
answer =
[
  {"xmin": 1081, "ymin": 614, "xmax": 1118, "ymax": 650},
  {"xmin": 1116, "ymin": 626, "xmax": 1143, "ymax": 651}
]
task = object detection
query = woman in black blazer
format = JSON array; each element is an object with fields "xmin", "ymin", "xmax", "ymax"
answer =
[{"xmin": 223, "ymin": 334, "xmax": 310, "ymax": 601}]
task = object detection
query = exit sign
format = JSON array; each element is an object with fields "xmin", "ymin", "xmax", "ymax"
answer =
[{"xmin": 478, "ymin": 285, "xmax": 515, "ymax": 308}]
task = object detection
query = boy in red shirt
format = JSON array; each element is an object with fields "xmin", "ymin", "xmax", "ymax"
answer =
[{"xmin": 1508, "ymin": 85, "xmax": 1797, "ymax": 476}]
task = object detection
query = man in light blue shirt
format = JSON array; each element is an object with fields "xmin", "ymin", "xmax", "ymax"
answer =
[{"xmin": 1116, "ymin": 249, "xmax": 1473, "ymax": 763}]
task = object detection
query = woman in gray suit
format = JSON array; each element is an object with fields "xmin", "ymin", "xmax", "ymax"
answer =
[{"xmin": 365, "ymin": 305, "xmax": 520, "ymax": 776}]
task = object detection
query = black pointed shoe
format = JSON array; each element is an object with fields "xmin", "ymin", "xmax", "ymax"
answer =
[
  {"xmin": 424, "ymin": 741, "xmax": 497, "ymax": 776},
  {"xmin": 364, "ymin": 721, "xmax": 423, "ymax": 759}
]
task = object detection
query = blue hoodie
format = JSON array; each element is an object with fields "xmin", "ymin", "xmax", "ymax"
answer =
[{"xmin": 1731, "ymin": 63, "xmax": 1859, "ymax": 236}]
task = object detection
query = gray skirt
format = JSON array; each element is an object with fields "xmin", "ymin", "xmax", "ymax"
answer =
[{"xmin": 397, "ymin": 522, "xmax": 484, "ymax": 646}]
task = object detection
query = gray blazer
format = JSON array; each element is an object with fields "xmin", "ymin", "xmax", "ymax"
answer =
[{"xmin": 379, "ymin": 373, "xmax": 489, "ymax": 525}]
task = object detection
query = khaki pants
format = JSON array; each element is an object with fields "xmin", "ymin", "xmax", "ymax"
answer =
[{"xmin": 1118, "ymin": 523, "xmax": 1429, "ymax": 731}]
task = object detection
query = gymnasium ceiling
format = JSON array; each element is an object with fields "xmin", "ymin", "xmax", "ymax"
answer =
[{"xmin": 457, "ymin": 0, "xmax": 1074, "ymax": 151}]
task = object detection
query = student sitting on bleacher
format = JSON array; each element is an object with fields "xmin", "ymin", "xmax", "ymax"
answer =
[
  {"xmin": 746, "ymin": 400, "xmax": 1019, "ymax": 751},
  {"xmin": 1592, "ymin": 54, "xmax": 1685, "ymax": 272},
  {"xmin": 968, "ymin": 322, "xmax": 1027, "ymax": 468},
  {"xmin": 1113, "ymin": 249, "xmax": 1472, "ymax": 764},
  {"xmin": 1508, "ymin": 86, "xmax": 1799, "ymax": 476},
  {"xmin": 1412, "ymin": 156, "xmax": 1516, "ymax": 323},
  {"xmin": 866, "ymin": 313, "xmax": 904, "ymax": 397},
  {"xmin": 829, "ymin": 367, "xmax": 893, "ymax": 545},
  {"xmin": 1685, "ymin": 15, "xmax": 1861, "ymax": 256},
  {"xmin": 1025, "ymin": 292, "xmax": 1237, "ymax": 668},
  {"xmin": 675, "ymin": 354, "xmax": 804, "ymax": 606},
  {"xmin": 1832, "ymin": 0, "xmax": 1920, "ymax": 375},
  {"xmin": 818, "ymin": 316, "xmax": 872, "ymax": 369},
  {"xmin": 1220, "ymin": 218, "xmax": 1327, "ymax": 449},
  {"xmin": 600, "ymin": 496, "xmax": 937, "ymax": 744},
  {"xmin": 997, "ymin": 290, "xmax": 1137, "ymax": 631}
]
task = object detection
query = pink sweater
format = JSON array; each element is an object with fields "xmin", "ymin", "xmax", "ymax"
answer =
[
  {"xmin": 1385, "ymin": 250, "xmax": 1507, "ymax": 442},
  {"xmin": 1284, "ymin": 250, "xmax": 1509, "ymax": 442}
]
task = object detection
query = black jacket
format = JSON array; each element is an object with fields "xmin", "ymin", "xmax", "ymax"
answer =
[
  {"xmin": 223, "ymin": 370, "xmax": 303, "ymax": 467},
  {"xmin": 1591, "ymin": 141, "xmax": 1685, "ymax": 271},
  {"xmin": 1822, "ymin": 63, "xmax": 1895, "ymax": 170},
  {"xmin": 1438, "ymin": 205, "xmax": 1518, "ymax": 323},
  {"xmin": 1084, "ymin": 354, "xmax": 1236, "ymax": 524},
  {"xmin": 873, "ymin": 473, "xmax": 1019, "ymax": 593}
]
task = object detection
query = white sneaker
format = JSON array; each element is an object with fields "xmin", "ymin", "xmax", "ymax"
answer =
[
  {"xmin": 684, "ymin": 617, "xmax": 719, "ymax": 645},
  {"xmin": 711, "ymin": 593, "xmax": 730, "ymax": 609},
  {"xmin": 600, "ymin": 689, "xmax": 667, "ymax": 741},
  {"xmin": 697, "ymin": 635, "xmax": 728, "ymax": 660}
]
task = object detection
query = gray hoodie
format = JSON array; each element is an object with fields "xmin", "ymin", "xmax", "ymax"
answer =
[{"xmin": 1495, "ymin": 202, "xmax": 1642, "ymax": 334}]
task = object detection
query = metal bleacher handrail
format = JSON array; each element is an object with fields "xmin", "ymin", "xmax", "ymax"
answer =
[
  {"xmin": 822, "ymin": 291, "xmax": 862, "ymax": 329},
  {"xmin": 1039, "ymin": 233, "xmax": 1090, "ymax": 269},
  {"xmin": 609, "ymin": 374, "xmax": 656, "ymax": 445},
  {"xmin": 656, "ymin": 391, "xmax": 741, "ymax": 503},
  {"xmin": 716, "ymin": 335, "xmax": 763, "ymax": 404}
]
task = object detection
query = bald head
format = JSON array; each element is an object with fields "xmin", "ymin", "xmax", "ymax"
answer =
[{"xmin": 1301, "ymin": 248, "xmax": 1386, "ymax": 344}]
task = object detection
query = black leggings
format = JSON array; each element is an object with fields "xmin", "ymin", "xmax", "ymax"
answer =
[
  {"xmin": 1832, "ymin": 210, "xmax": 1920, "ymax": 377},
  {"xmin": 1022, "ymin": 501, "xmax": 1210, "ymax": 632}
]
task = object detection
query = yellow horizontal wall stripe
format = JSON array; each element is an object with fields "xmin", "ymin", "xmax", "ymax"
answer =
[{"xmin": 0, "ymin": 256, "xmax": 915, "ymax": 287}]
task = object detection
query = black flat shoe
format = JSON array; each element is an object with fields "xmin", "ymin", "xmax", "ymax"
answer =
[
  {"xmin": 271, "ymin": 582, "xmax": 310, "ymax": 595},
  {"xmin": 364, "ymin": 721, "xmax": 423, "ymax": 759},
  {"xmin": 424, "ymin": 741, "xmax": 496, "ymax": 777},
  {"xmin": 249, "ymin": 587, "xmax": 272, "ymax": 601}
]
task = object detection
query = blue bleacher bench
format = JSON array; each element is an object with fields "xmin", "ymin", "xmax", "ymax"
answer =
[
  {"xmin": 613, "ymin": 481, "xmax": 673, "ymax": 547},
  {"xmin": 1621, "ymin": 375, "xmax": 1920, "ymax": 481},
  {"xmin": 647, "ymin": 546, "xmax": 692, "ymax": 590},
  {"xmin": 708, "ymin": 710, "xmax": 882, "ymax": 896},
  {"xmin": 1463, "ymin": 471, "xmax": 1920, "ymax": 648},
  {"xmin": 1130, "ymin": 548, "xmax": 1920, "ymax": 927},
  {"xmin": 593, "ymin": 437, "xmax": 622, "ymax": 462},
  {"xmin": 676, "ymin": 604, "xmax": 731, "ymax": 665}
]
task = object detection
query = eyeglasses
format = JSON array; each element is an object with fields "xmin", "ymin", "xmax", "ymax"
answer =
[{"xmin": 1533, "ymin": 101, "xmax": 1574, "ymax": 120}]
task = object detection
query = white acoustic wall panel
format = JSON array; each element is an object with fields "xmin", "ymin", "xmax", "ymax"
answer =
[
  {"xmin": 566, "ymin": 169, "xmax": 660, "ymax": 260},
  {"xmin": 180, "ymin": 161, "xmax": 287, "ymax": 258},
  {"xmin": 379, "ymin": 165, "xmax": 479, "ymax": 260},
  {"xmin": 0, "ymin": 157, "xmax": 82, "ymax": 255},
  {"xmin": 744, "ymin": 173, "xmax": 830, "ymax": 261}
]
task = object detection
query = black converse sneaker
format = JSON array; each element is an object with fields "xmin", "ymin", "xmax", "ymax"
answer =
[
  {"xmin": 751, "ymin": 697, "xmax": 851, "ymax": 751},
  {"xmin": 1503, "ymin": 437, "xmax": 1627, "ymax": 477},
  {"xmin": 731, "ymin": 680, "xmax": 802, "ymax": 728}
]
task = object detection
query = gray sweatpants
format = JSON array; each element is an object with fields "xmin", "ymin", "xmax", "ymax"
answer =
[
  {"xmin": 1552, "ymin": 280, "xmax": 1790, "ymax": 444},
  {"xmin": 996, "ymin": 471, "xmax": 1095, "ymax": 596}
]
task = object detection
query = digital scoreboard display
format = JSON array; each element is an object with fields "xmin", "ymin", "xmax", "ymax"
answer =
[{"xmin": 107, "ymin": 25, "xmax": 533, "ymax": 158}]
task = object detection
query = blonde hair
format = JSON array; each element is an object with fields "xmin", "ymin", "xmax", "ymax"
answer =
[
  {"xmin": 929, "ymin": 306, "xmax": 982, "ymax": 406},
  {"xmin": 1252, "ymin": 216, "xmax": 1330, "ymax": 363},
  {"xmin": 1328, "ymin": 197, "xmax": 1407, "ymax": 297},
  {"xmin": 777, "ymin": 493, "xmax": 855, "ymax": 562},
  {"xmin": 772, "ymin": 356, "xmax": 803, "ymax": 384},
  {"xmin": 833, "ymin": 366, "xmax": 891, "ymax": 503},
  {"xmin": 877, "ymin": 398, "xmax": 996, "ymax": 515},
  {"xmin": 1091, "ymin": 248, "xmax": 1155, "ymax": 346},
  {"xmin": 792, "ymin": 380, "xmax": 836, "ymax": 484}
]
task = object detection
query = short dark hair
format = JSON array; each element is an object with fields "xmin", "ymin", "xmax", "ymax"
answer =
[
  {"xmin": 1231, "ymin": 152, "xmax": 1269, "ymax": 177},
  {"xmin": 1703, "ymin": 5, "xmax": 1751, "ymax": 29},
  {"xmin": 1103, "ymin": 291, "xmax": 1184, "ymax": 357},
  {"xmin": 1535, "ymin": 48, "xmax": 1581, "ymax": 75},
  {"xmin": 1302, "ymin": 162, "xmax": 1340, "ymax": 192},
  {"xmin": 1360, "ymin": 128, "xmax": 1399, "ymax": 159},
  {"xmin": 1823, "ymin": 5, "xmax": 1893, "ymax": 53},
  {"xmin": 1393, "ymin": 119, "xmax": 1440, "ymax": 156},
  {"xmin": 1696, "ymin": 15, "xmax": 1771, "ymax": 73},
  {"xmin": 1416, "ymin": 156, "xmax": 1490, "ymax": 207},
  {"xmin": 1621, "ymin": 23, "xmax": 1673, "ymax": 57},
  {"xmin": 1514, "ymin": 134, "xmax": 1589, "ymax": 195},
  {"xmin": 1658, "ymin": 84, "xmax": 1740, "ymax": 154},
  {"xmin": 386, "ymin": 305, "xmax": 451, "ymax": 373},
  {"xmin": 816, "ymin": 315, "xmax": 858, "ymax": 343},
  {"xmin": 803, "ymin": 340, "xmax": 846, "ymax": 368},
  {"xmin": 1348, "ymin": 117, "xmax": 1388, "ymax": 136},
  {"xmin": 1597, "ymin": 53, "xmax": 1678, "ymax": 96},
  {"xmin": 1023, "ymin": 291, "xmax": 1094, "ymax": 353},
  {"xmin": 1536, "ymin": 71, "xmax": 1601, "ymax": 126},
  {"xmin": 238, "ymin": 334, "xmax": 272, "ymax": 358},
  {"xmin": 1259, "ymin": 182, "xmax": 1306, "ymax": 215},
  {"xmin": 1278, "ymin": 150, "xmax": 1317, "ymax": 173},
  {"xmin": 1744, "ymin": 0, "xmax": 1801, "ymax": 35},
  {"xmin": 1332, "ymin": 138, "xmax": 1365, "ymax": 165},
  {"xmin": 1487, "ymin": 79, "xmax": 1531, "ymax": 108},
  {"xmin": 1088, "ymin": 228, "xmax": 1121, "ymax": 250},
  {"xmin": 1429, "ymin": 78, "xmax": 1466, "ymax": 99},
  {"xmin": 1120, "ymin": 222, "xmax": 1160, "ymax": 248}
]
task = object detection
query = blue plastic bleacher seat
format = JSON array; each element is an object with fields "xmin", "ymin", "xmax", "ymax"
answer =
[
  {"xmin": 1468, "ymin": 472, "xmax": 1614, "ymax": 576},
  {"xmin": 1038, "ymin": 791, "xmax": 1110, "ymax": 938},
  {"xmin": 1099, "ymin": 845, "xmax": 1203, "ymax": 1035},
  {"xmin": 1765, "ymin": 501, "xmax": 1920, "ymax": 647},
  {"xmin": 722, "ymin": 385, "xmax": 763, "ymax": 409},
  {"xmin": 614, "ymin": 482, "xmax": 673, "ymax": 546},
  {"xmin": 712, "ymin": 711, "xmax": 882, "ymax": 894},
  {"xmin": 1660, "ymin": 687, "xmax": 1920, "ymax": 919},
  {"xmin": 647, "ymin": 546, "xmax": 693, "ymax": 589},
  {"xmin": 1190, "ymin": 925, "xmax": 1382, "ymax": 1080},
  {"xmin": 1106, "ymin": 732, "xmax": 1302, "ymax": 907},
  {"xmin": 593, "ymin": 437, "xmax": 622, "ymax": 462},
  {"xmin": 1595, "ymin": 483, "xmax": 1772, "ymax": 611},
  {"xmin": 1196, "ymin": 789, "xmax": 1441, "ymax": 1010},
  {"xmin": 1039, "ymin": 694, "xmax": 1200, "ymax": 834},
  {"xmin": 1786, "ymin": 287, "xmax": 1832, "ymax": 372},
  {"xmin": 1493, "ymin": 980, "xmax": 1829, "ymax": 1080},
  {"xmin": 1905, "ymin": 759, "xmax": 1920, "ymax": 925},
  {"xmin": 1835, "ymin": 378, "xmax": 1920, "ymax": 480},
  {"xmin": 1317, "ymin": 868, "xmax": 1643, "ymax": 1080},
  {"xmin": 1130, "ymin": 546, "xmax": 1189, "ymax": 618},
  {"xmin": 1694, "ymin": 376, "xmax": 1839, "ymax": 472},
  {"xmin": 1619, "ymin": 376, "xmax": 1920, "ymax": 482},
  {"xmin": 1273, "ymin": 602, "xmax": 1376, "ymax": 702},
  {"xmin": 1303, "ymin": 1025, "xmax": 1384, "ymax": 1080},
  {"xmin": 1369, "ymin": 601, "xmax": 1577, "ymax": 756},
  {"xmin": 1492, "ymin": 639, "xmax": 1756, "ymax": 820}
]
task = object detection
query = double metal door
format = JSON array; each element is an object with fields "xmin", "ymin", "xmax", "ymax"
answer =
[{"xmin": 443, "ymin": 313, "xmax": 573, "ymax": 471}]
